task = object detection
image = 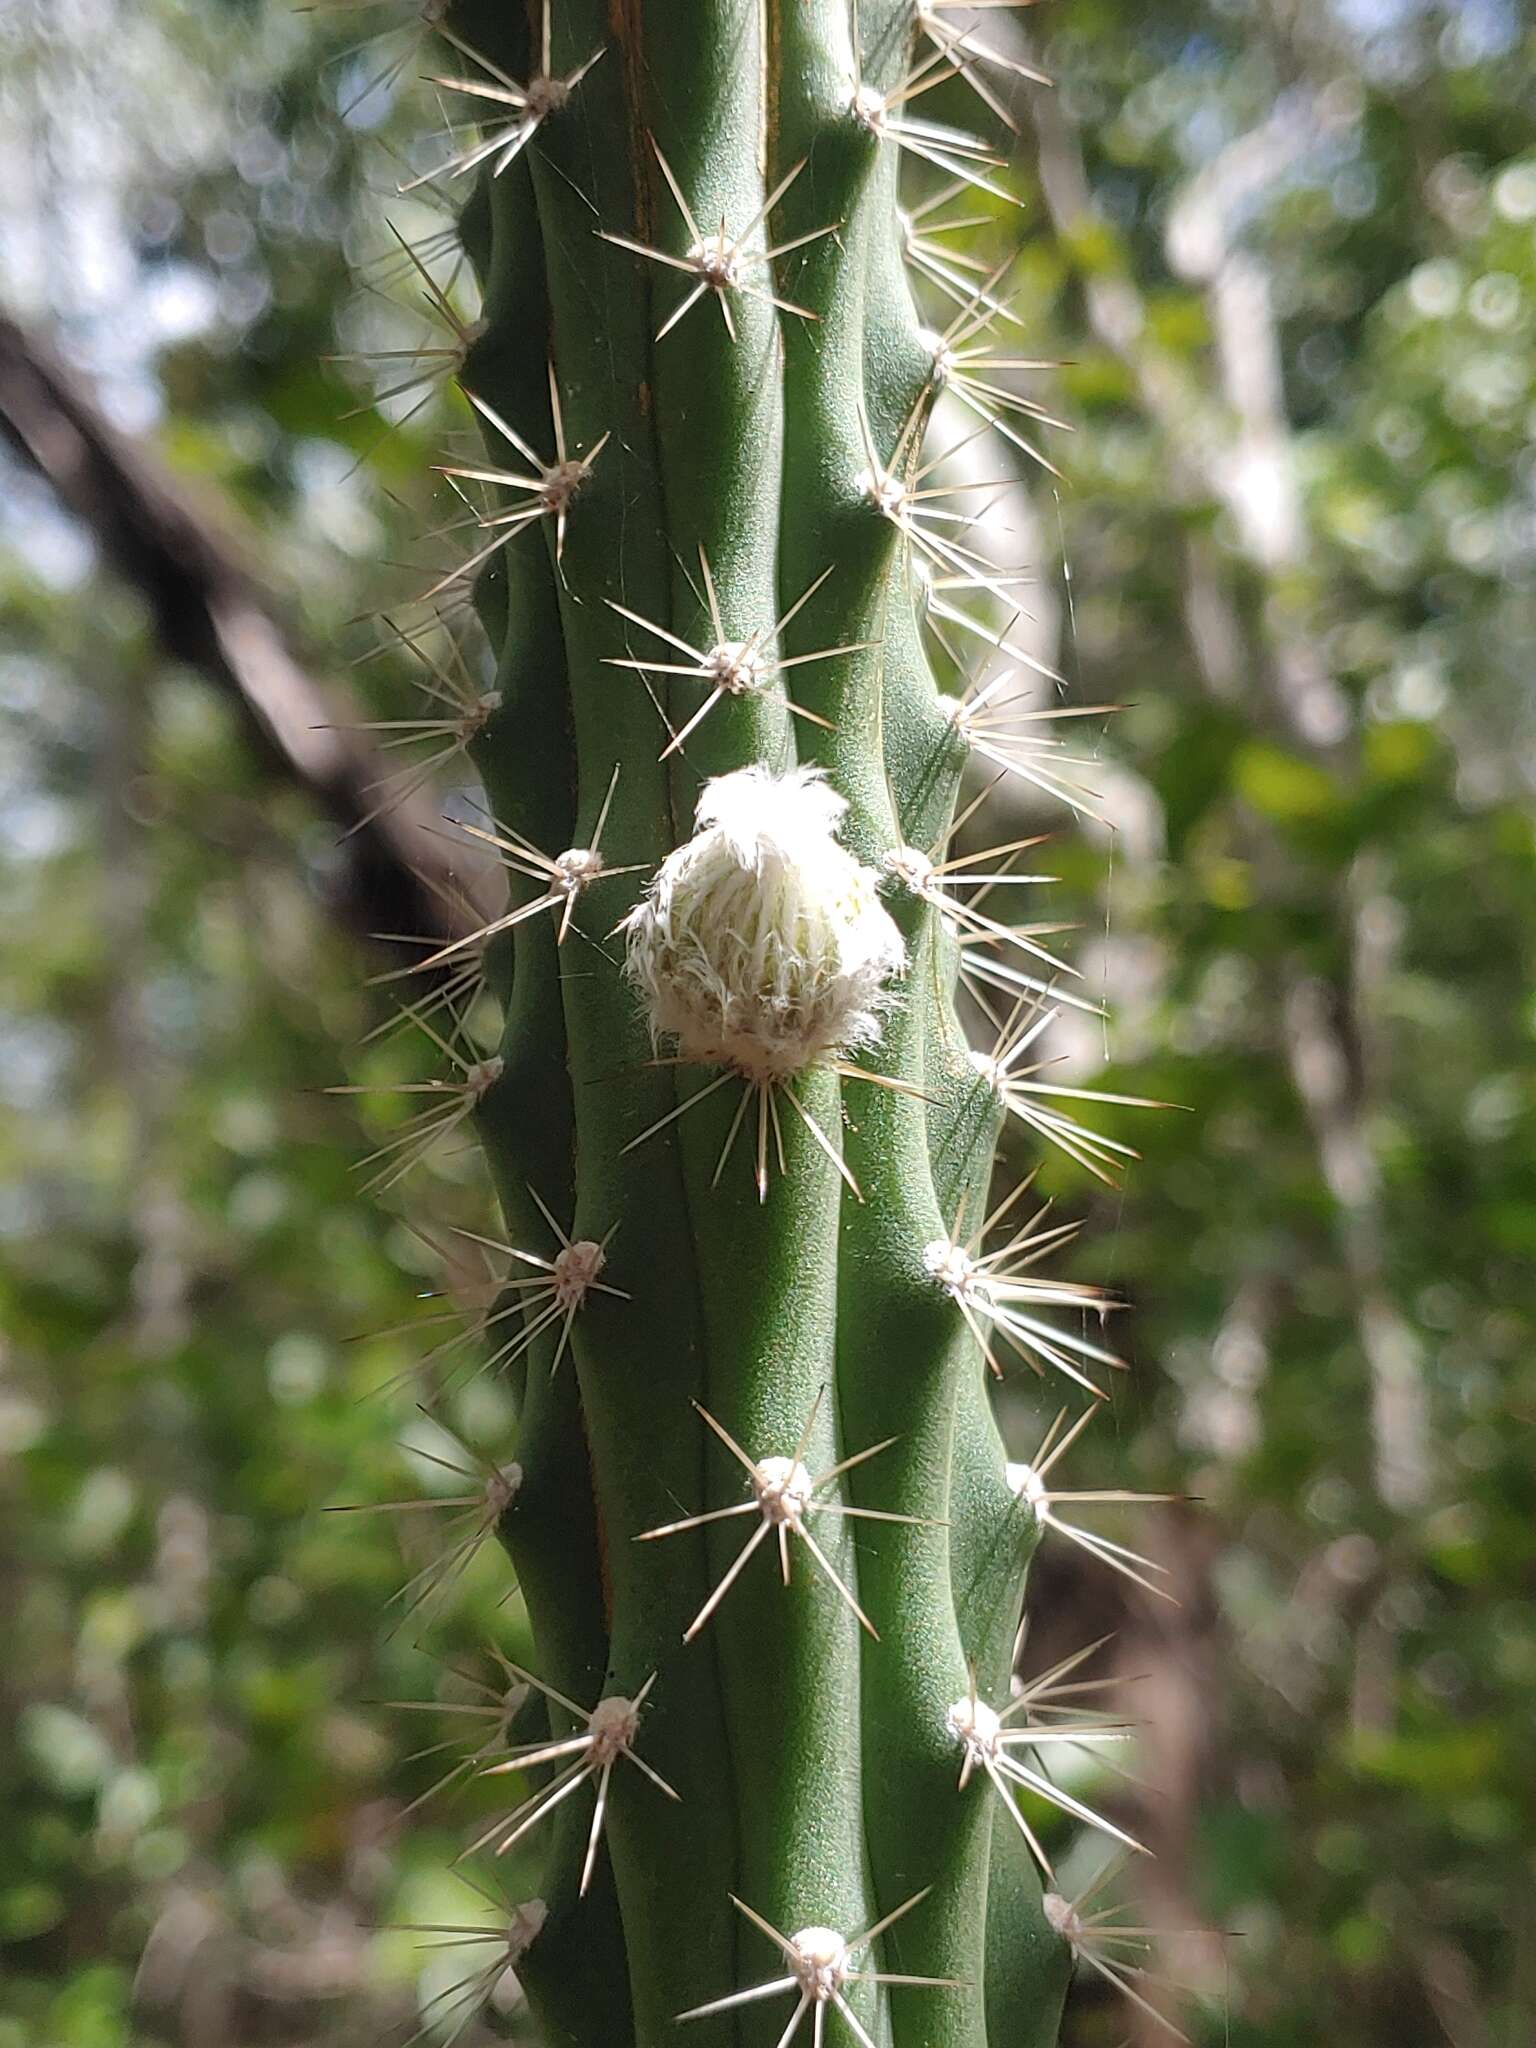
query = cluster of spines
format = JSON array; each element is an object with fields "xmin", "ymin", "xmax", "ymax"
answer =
[{"xmin": 315, "ymin": 3, "xmax": 1190, "ymax": 2045}]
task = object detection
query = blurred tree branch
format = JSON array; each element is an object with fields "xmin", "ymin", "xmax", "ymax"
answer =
[
  {"xmin": 1002, "ymin": 44, "xmax": 1438, "ymax": 2042},
  {"xmin": 1018, "ymin": 52, "xmax": 1430, "ymax": 1520},
  {"xmin": 0, "ymin": 310, "xmax": 482, "ymax": 965}
]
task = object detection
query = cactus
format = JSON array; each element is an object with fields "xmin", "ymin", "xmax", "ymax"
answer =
[{"xmin": 335, "ymin": 3, "xmax": 1171, "ymax": 2044}]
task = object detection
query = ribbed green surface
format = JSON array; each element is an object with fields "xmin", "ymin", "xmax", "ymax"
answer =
[{"xmin": 409, "ymin": 4, "xmax": 1086, "ymax": 2042}]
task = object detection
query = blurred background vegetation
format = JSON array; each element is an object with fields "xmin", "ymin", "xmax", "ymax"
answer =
[{"xmin": 1, "ymin": 0, "xmax": 1533, "ymax": 2043}]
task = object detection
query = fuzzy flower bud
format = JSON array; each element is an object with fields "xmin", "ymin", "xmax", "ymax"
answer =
[{"xmin": 624, "ymin": 765, "xmax": 906, "ymax": 1084}]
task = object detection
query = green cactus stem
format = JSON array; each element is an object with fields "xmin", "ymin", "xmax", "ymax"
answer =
[{"xmin": 327, "ymin": 3, "xmax": 1175, "ymax": 2044}]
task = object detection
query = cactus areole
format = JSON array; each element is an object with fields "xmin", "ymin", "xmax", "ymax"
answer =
[{"xmin": 335, "ymin": 3, "xmax": 1170, "ymax": 2044}]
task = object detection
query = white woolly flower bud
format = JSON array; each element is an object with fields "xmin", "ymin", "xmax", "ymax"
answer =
[{"xmin": 624, "ymin": 765, "xmax": 906, "ymax": 1084}]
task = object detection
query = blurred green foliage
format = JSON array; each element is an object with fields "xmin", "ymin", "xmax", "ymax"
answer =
[{"xmin": 1, "ymin": 1, "xmax": 1533, "ymax": 2044}]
